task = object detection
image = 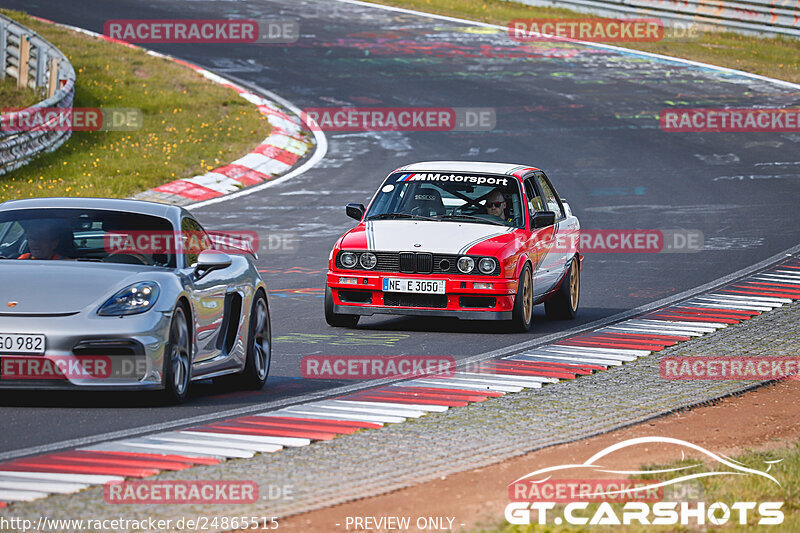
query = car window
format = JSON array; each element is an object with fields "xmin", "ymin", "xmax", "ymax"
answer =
[
  {"xmin": 534, "ymin": 173, "xmax": 565, "ymax": 219},
  {"xmin": 181, "ymin": 217, "xmax": 212, "ymax": 267},
  {"xmin": 523, "ymin": 177, "xmax": 544, "ymax": 220},
  {"xmin": 0, "ymin": 209, "xmax": 175, "ymax": 266},
  {"xmin": 365, "ymin": 172, "xmax": 525, "ymax": 228}
]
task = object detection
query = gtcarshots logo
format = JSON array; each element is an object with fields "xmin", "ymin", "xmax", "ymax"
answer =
[{"xmin": 505, "ymin": 437, "xmax": 784, "ymax": 526}]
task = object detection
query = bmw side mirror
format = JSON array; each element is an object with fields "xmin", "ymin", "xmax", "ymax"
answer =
[
  {"xmin": 531, "ymin": 210, "xmax": 556, "ymax": 229},
  {"xmin": 346, "ymin": 203, "xmax": 365, "ymax": 221},
  {"xmin": 194, "ymin": 249, "xmax": 232, "ymax": 278}
]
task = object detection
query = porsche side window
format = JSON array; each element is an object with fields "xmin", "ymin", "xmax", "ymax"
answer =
[
  {"xmin": 181, "ymin": 217, "xmax": 210, "ymax": 266},
  {"xmin": 535, "ymin": 174, "xmax": 565, "ymax": 219}
]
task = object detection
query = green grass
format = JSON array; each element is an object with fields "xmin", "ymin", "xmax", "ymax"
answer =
[
  {"xmin": 364, "ymin": 0, "xmax": 800, "ymax": 84},
  {"xmin": 0, "ymin": 9, "xmax": 269, "ymax": 201},
  {"xmin": 472, "ymin": 439, "xmax": 800, "ymax": 532},
  {"xmin": 0, "ymin": 76, "xmax": 40, "ymax": 108}
]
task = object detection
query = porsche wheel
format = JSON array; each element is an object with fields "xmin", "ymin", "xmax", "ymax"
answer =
[
  {"xmin": 545, "ymin": 257, "xmax": 580, "ymax": 320},
  {"xmin": 160, "ymin": 304, "xmax": 191, "ymax": 404},
  {"xmin": 325, "ymin": 286, "xmax": 359, "ymax": 327},
  {"xmin": 510, "ymin": 263, "xmax": 534, "ymax": 332}
]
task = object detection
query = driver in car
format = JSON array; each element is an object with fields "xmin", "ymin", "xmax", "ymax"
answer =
[
  {"xmin": 485, "ymin": 189, "xmax": 511, "ymax": 224},
  {"xmin": 17, "ymin": 220, "xmax": 69, "ymax": 260}
]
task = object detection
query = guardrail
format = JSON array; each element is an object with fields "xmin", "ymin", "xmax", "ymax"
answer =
[
  {"xmin": 510, "ymin": 0, "xmax": 800, "ymax": 38},
  {"xmin": 0, "ymin": 13, "xmax": 75, "ymax": 176}
]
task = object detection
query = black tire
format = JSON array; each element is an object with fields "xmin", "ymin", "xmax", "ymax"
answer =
[
  {"xmin": 545, "ymin": 256, "xmax": 580, "ymax": 320},
  {"xmin": 159, "ymin": 304, "xmax": 192, "ymax": 404},
  {"xmin": 510, "ymin": 263, "xmax": 534, "ymax": 332},
  {"xmin": 325, "ymin": 286, "xmax": 359, "ymax": 328},
  {"xmin": 222, "ymin": 290, "xmax": 272, "ymax": 390}
]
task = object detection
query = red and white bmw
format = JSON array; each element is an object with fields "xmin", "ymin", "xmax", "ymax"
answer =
[{"xmin": 325, "ymin": 161, "xmax": 582, "ymax": 331}]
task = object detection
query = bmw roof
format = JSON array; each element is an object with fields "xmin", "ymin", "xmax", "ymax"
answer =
[{"xmin": 396, "ymin": 161, "xmax": 540, "ymax": 176}]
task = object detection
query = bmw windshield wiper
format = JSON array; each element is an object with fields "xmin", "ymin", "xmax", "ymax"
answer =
[
  {"xmin": 435, "ymin": 214, "xmax": 507, "ymax": 226},
  {"xmin": 367, "ymin": 212, "xmax": 438, "ymax": 221}
]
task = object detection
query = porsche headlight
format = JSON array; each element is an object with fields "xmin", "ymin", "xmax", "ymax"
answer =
[
  {"xmin": 98, "ymin": 282, "xmax": 160, "ymax": 316},
  {"xmin": 340, "ymin": 252, "xmax": 358, "ymax": 268},
  {"xmin": 359, "ymin": 252, "xmax": 377, "ymax": 269},
  {"xmin": 478, "ymin": 257, "xmax": 496, "ymax": 274},
  {"xmin": 457, "ymin": 256, "xmax": 475, "ymax": 274}
]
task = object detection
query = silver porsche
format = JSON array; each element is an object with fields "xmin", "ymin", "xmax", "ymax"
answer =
[{"xmin": 0, "ymin": 198, "xmax": 271, "ymax": 403}]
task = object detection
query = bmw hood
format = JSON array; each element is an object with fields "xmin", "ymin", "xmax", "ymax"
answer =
[
  {"xmin": 0, "ymin": 262, "xmax": 160, "ymax": 315},
  {"xmin": 343, "ymin": 220, "xmax": 515, "ymax": 255}
]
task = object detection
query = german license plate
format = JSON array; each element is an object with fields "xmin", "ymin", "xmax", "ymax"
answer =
[
  {"xmin": 382, "ymin": 278, "xmax": 446, "ymax": 294},
  {"xmin": 0, "ymin": 334, "xmax": 46, "ymax": 355}
]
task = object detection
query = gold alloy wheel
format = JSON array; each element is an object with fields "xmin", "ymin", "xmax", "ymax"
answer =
[
  {"xmin": 569, "ymin": 260, "xmax": 580, "ymax": 311},
  {"xmin": 523, "ymin": 268, "xmax": 533, "ymax": 324}
]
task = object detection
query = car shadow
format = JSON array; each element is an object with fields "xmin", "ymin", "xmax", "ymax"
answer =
[{"xmin": 352, "ymin": 306, "xmax": 626, "ymax": 335}]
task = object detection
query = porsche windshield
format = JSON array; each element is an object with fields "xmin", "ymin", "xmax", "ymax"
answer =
[
  {"xmin": 365, "ymin": 172, "xmax": 524, "ymax": 227},
  {"xmin": 0, "ymin": 209, "xmax": 176, "ymax": 267}
]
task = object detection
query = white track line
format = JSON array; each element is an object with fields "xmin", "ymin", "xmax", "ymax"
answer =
[
  {"xmin": 182, "ymin": 431, "xmax": 310, "ymax": 448},
  {"xmin": 395, "ymin": 379, "xmax": 514, "ymax": 392},
  {"xmin": 329, "ymin": 399, "xmax": 449, "ymax": 413},
  {"xmin": 0, "ymin": 478, "xmax": 88, "ymax": 494},
  {"xmin": 0, "ymin": 471, "xmax": 123, "ymax": 484},
  {"xmin": 457, "ymin": 371, "xmax": 559, "ymax": 384},
  {"xmin": 511, "ymin": 352, "xmax": 618, "ymax": 366},
  {"xmin": 0, "ymin": 488, "xmax": 48, "ymax": 502},
  {"xmin": 275, "ymin": 407, "xmax": 405, "ymax": 424},
  {"xmin": 311, "ymin": 402, "xmax": 426, "ymax": 418},
  {"xmin": 143, "ymin": 433, "xmax": 282, "ymax": 453}
]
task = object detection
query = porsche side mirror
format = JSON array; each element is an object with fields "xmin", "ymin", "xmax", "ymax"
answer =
[
  {"xmin": 194, "ymin": 249, "xmax": 232, "ymax": 278},
  {"xmin": 346, "ymin": 203, "xmax": 365, "ymax": 221},
  {"xmin": 531, "ymin": 210, "xmax": 556, "ymax": 229}
]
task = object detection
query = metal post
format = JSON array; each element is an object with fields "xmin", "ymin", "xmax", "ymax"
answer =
[
  {"xmin": 34, "ymin": 38, "xmax": 45, "ymax": 89},
  {"xmin": 47, "ymin": 55, "xmax": 58, "ymax": 98},
  {"xmin": 17, "ymin": 33, "xmax": 30, "ymax": 89},
  {"xmin": 0, "ymin": 21, "xmax": 7, "ymax": 80}
]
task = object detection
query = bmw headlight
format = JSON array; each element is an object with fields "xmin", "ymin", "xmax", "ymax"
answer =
[
  {"xmin": 457, "ymin": 256, "xmax": 475, "ymax": 274},
  {"xmin": 340, "ymin": 252, "xmax": 358, "ymax": 268},
  {"xmin": 478, "ymin": 257, "xmax": 496, "ymax": 274},
  {"xmin": 359, "ymin": 252, "xmax": 377, "ymax": 269},
  {"xmin": 98, "ymin": 282, "xmax": 160, "ymax": 316}
]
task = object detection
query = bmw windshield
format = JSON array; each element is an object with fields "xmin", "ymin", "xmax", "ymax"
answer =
[{"xmin": 365, "ymin": 172, "xmax": 525, "ymax": 228}]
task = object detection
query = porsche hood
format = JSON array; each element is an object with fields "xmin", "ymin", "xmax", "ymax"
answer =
[
  {"xmin": 342, "ymin": 220, "xmax": 515, "ymax": 255},
  {"xmin": 0, "ymin": 262, "xmax": 160, "ymax": 315}
]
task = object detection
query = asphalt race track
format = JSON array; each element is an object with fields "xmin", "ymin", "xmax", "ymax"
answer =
[{"xmin": 1, "ymin": 0, "xmax": 798, "ymax": 457}]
